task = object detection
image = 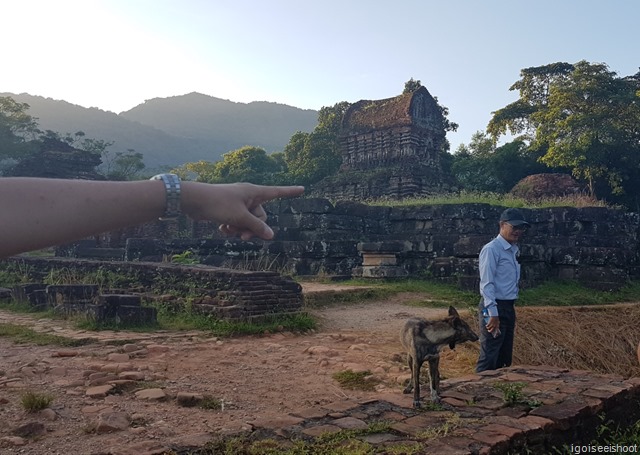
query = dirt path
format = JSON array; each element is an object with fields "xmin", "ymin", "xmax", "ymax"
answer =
[{"xmin": 0, "ymin": 288, "xmax": 471, "ymax": 455}]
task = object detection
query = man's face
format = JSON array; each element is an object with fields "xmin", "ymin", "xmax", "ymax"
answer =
[{"xmin": 499, "ymin": 221, "xmax": 526, "ymax": 244}]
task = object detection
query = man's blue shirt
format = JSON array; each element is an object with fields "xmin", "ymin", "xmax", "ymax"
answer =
[{"xmin": 479, "ymin": 234, "xmax": 520, "ymax": 316}]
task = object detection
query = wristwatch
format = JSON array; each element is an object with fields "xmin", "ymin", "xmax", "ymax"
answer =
[{"xmin": 150, "ymin": 173, "xmax": 181, "ymax": 220}]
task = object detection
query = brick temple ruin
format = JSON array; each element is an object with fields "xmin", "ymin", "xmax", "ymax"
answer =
[{"xmin": 312, "ymin": 86, "xmax": 456, "ymax": 200}]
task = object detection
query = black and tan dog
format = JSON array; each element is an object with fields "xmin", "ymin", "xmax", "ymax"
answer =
[{"xmin": 400, "ymin": 306, "xmax": 479, "ymax": 408}]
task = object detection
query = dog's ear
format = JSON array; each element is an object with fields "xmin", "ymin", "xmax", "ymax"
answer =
[{"xmin": 448, "ymin": 306, "xmax": 460, "ymax": 318}]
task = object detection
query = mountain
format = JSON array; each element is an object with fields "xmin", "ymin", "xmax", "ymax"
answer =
[{"xmin": 1, "ymin": 92, "xmax": 318, "ymax": 170}]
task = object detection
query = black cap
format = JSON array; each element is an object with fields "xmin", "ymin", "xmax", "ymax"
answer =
[{"xmin": 500, "ymin": 208, "xmax": 530, "ymax": 227}]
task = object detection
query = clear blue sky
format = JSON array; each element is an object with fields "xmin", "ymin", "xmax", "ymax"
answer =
[{"xmin": 2, "ymin": 0, "xmax": 638, "ymax": 151}]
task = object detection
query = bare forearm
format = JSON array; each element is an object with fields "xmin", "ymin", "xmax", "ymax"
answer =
[
  {"xmin": 0, "ymin": 178, "xmax": 166, "ymax": 258},
  {"xmin": 0, "ymin": 177, "xmax": 305, "ymax": 258}
]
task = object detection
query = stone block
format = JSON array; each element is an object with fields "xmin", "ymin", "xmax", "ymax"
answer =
[
  {"xmin": 46, "ymin": 284, "xmax": 99, "ymax": 306},
  {"xmin": 362, "ymin": 254, "xmax": 397, "ymax": 266},
  {"xmin": 115, "ymin": 306, "xmax": 157, "ymax": 325}
]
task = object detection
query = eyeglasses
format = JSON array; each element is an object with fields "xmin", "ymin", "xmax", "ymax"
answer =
[{"xmin": 507, "ymin": 223, "xmax": 527, "ymax": 232}]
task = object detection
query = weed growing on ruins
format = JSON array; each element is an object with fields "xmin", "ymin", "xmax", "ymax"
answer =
[
  {"xmin": 20, "ymin": 390, "xmax": 54, "ymax": 412},
  {"xmin": 416, "ymin": 413, "xmax": 462, "ymax": 440},
  {"xmin": 0, "ymin": 323, "xmax": 95, "ymax": 346},
  {"xmin": 493, "ymin": 381, "xmax": 540, "ymax": 408},
  {"xmin": 222, "ymin": 251, "xmax": 284, "ymax": 272},
  {"xmin": 332, "ymin": 370, "xmax": 380, "ymax": 391},
  {"xmin": 0, "ymin": 261, "xmax": 34, "ymax": 286},
  {"xmin": 43, "ymin": 266, "xmax": 138, "ymax": 290},
  {"xmin": 171, "ymin": 250, "xmax": 200, "ymax": 265},
  {"xmin": 367, "ymin": 191, "xmax": 611, "ymax": 209},
  {"xmin": 415, "ymin": 400, "xmax": 446, "ymax": 412},
  {"xmin": 190, "ymin": 421, "xmax": 407, "ymax": 455},
  {"xmin": 542, "ymin": 416, "xmax": 640, "ymax": 454}
]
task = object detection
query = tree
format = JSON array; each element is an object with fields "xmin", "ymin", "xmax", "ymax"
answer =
[
  {"xmin": 0, "ymin": 97, "xmax": 40, "ymax": 166},
  {"xmin": 282, "ymin": 102, "xmax": 351, "ymax": 186},
  {"xmin": 403, "ymin": 77, "xmax": 422, "ymax": 94},
  {"xmin": 488, "ymin": 61, "xmax": 640, "ymax": 206},
  {"xmin": 6, "ymin": 130, "xmax": 104, "ymax": 179},
  {"xmin": 452, "ymin": 131, "xmax": 550, "ymax": 193},
  {"xmin": 176, "ymin": 146, "xmax": 284, "ymax": 185},
  {"xmin": 101, "ymin": 149, "xmax": 145, "ymax": 180}
]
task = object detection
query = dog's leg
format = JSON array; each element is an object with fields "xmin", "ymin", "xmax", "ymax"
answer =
[
  {"xmin": 412, "ymin": 355, "xmax": 423, "ymax": 408},
  {"xmin": 428, "ymin": 356, "xmax": 441, "ymax": 403},
  {"xmin": 403, "ymin": 354, "xmax": 414, "ymax": 394}
]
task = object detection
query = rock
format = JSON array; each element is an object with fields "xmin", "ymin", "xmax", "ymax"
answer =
[
  {"xmin": 107, "ymin": 353, "xmax": 131, "ymax": 362},
  {"xmin": 0, "ymin": 436, "xmax": 27, "ymax": 446},
  {"xmin": 135, "ymin": 388, "xmax": 166, "ymax": 401},
  {"xmin": 40, "ymin": 408, "xmax": 57, "ymax": 421},
  {"xmin": 146, "ymin": 345, "xmax": 170, "ymax": 354},
  {"xmin": 176, "ymin": 392, "xmax": 203, "ymax": 407},
  {"xmin": 13, "ymin": 422, "xmax": 46, "ymax": 438},
  {"xmin": 86, "ymin": 384, "xmax": 114, "ymax": 398},
  {"xmin": 95, "ymin": 411, "xmax": 130, "ymax": 433},
  {"xmin": 52, "ymin": 349, "xmax": 79, "ymax": 357},
  {"xmin": 123, "ymin": 343, "xmax": 143, "ymax": 352},
  {"xmin": 119, "ymin": 371, "xmax": 145, "ymax": 381}
]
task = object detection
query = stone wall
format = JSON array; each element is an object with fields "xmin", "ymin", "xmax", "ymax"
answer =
[
  {"xmin": 63, "ymin": 198, "xmax": 640, "ymax": 290},
  {"xmin": 6, "ymin": 257, "xmax": 303, "ymax": 321}
]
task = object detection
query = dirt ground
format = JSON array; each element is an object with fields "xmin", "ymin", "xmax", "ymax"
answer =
[{"xmin": 0, "ymin": 286, "xmax": 480, "ymax": 455}]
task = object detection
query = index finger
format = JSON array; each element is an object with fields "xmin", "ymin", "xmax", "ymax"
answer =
[{"xmin": 256, "ymin": 185, "xmax": 305, "ymax": 203}]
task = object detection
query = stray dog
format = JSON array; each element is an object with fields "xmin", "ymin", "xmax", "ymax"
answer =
[{"xmin": 400, "ymin": 306, "xmax": 479, "ymax": 408}]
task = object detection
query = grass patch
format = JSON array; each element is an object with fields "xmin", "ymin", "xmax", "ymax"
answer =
[
  {"xmin": 0, "ymin": 323, "xmax": 95, "ymax": 346},
  {"xmin": 199, "ymin": 395, "xmax": 223, "ymax": 410},
  {"xmin": 518, "ymin": 280, "xmax": 640, "ymax": 307},
  {"xmin": 332, "ymin": 370, "xmax": 379, "ymax": 391},
  {"xmin": 153, "ymin": 304, "xmax": 316, "ymax": 337},
  {"xmin": 21, "ymin": 390, "xmax": 54, "ymax": 412},
  {"xmin": 195, "ymin": 421, "xmax": 399, "ymax": 455},
  {"xmin": 366, "ymin": 191, "xmax": 611, "ymax": 209}
]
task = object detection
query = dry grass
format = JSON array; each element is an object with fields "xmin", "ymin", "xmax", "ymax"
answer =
[
  {"xmin": 436, "ymin": 305, "xmax": 640, "ymax": 380},
  {"xmin": 514, "ymin": 304, "xmax": 640, "ymax": 378}
]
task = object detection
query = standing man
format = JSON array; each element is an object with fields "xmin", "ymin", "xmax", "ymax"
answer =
[{"xmin": 476, "ymin": 208, "xmax": 530, "ymax": 373}]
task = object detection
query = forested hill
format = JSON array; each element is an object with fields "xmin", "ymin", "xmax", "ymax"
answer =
[{"xmin": 1, "ymin": 92, "xmax": 318, "ymax": 170}]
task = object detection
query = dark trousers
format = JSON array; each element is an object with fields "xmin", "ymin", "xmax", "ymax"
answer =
[{"xmin": 476, "ymin": 300, "xmax": 516, "ymax": 373}]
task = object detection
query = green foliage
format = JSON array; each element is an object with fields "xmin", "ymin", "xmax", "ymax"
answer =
[
  {"xmin": 199, "ymin": 395, "xmax": 223, "ymax": 410},
  {"xmin": 0, "ymin": 96, "xmax": 143, "ymax": 179},
  {"xmin": 488, "ymin": 61, "xmax": 640, "ymax": 209},
  {"xmin": 0, "ymin": 96, "xmax": 39, "ymax": 164},
  {"xmin": 20, "ymin": 390, "xmax": 54, "ymax": 412},
  {"xmin": 518, "ymin": 280, "xmax": 640, "ymax": 307},
  {"xmin": 366, "ymin": 190, "xmax": 610, "ymax": 209},
  {"xmin": 152, "ymin": 303, "xmax": 316, "ymax": 336},
  {"xmin": 494, "ymin": 381, "xmax": 527, "ymax": 406},
  {"xmin": 282, "ymin": 101, "xmax": 351, "ymax": 186},
  {"xmin": 403, "ymin": 77, "xmax": 422, "ymax": 94},
  {"xmin": 332, "ymin": 370, "xmax": 379, "ymax": 391},
  {"xmin": 171, "ymin": 250, "xmax": 199, "ymax": 265},
  {"xmin": 0, "ymin": 322, "xmax": 95, "ymax": 346},
  {"xmin": 100, "ymin": 148, "xmax": 145, "ymax": 180},
  {"xmin": 196, "ymin": 422, "xmax": 397, "ymax": 455},
  {"xmin": 174, "ymin": 146, "xmax": 284, "ymax": 185},
  {"xmin": 452, "ymin": 133, "xmax": 551, "ymax": 193}
]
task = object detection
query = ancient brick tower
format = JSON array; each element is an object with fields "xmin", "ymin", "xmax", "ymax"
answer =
[{"xmin": 312, "ymin": 86, "xmax": 455, "ymax": 200}]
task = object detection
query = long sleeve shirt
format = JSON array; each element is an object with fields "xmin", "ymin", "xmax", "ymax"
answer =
[{"xmin": 479, "ymin": 234, "xmax": 521, "ymax": 317}]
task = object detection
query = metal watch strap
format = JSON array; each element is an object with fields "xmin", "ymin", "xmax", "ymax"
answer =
[{"xmin": 150, "ymin": 173, "xmax": 181, "ymax": 220}]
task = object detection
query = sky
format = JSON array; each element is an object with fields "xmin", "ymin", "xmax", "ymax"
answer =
[{"xmin": 2, "ymin": 0, "xmax": 639, "ymax": 151}]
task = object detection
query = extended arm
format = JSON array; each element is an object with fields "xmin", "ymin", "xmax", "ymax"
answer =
[{"xmin": 0, "ymin": 177, "xmax": 304, "ymax": 258}]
